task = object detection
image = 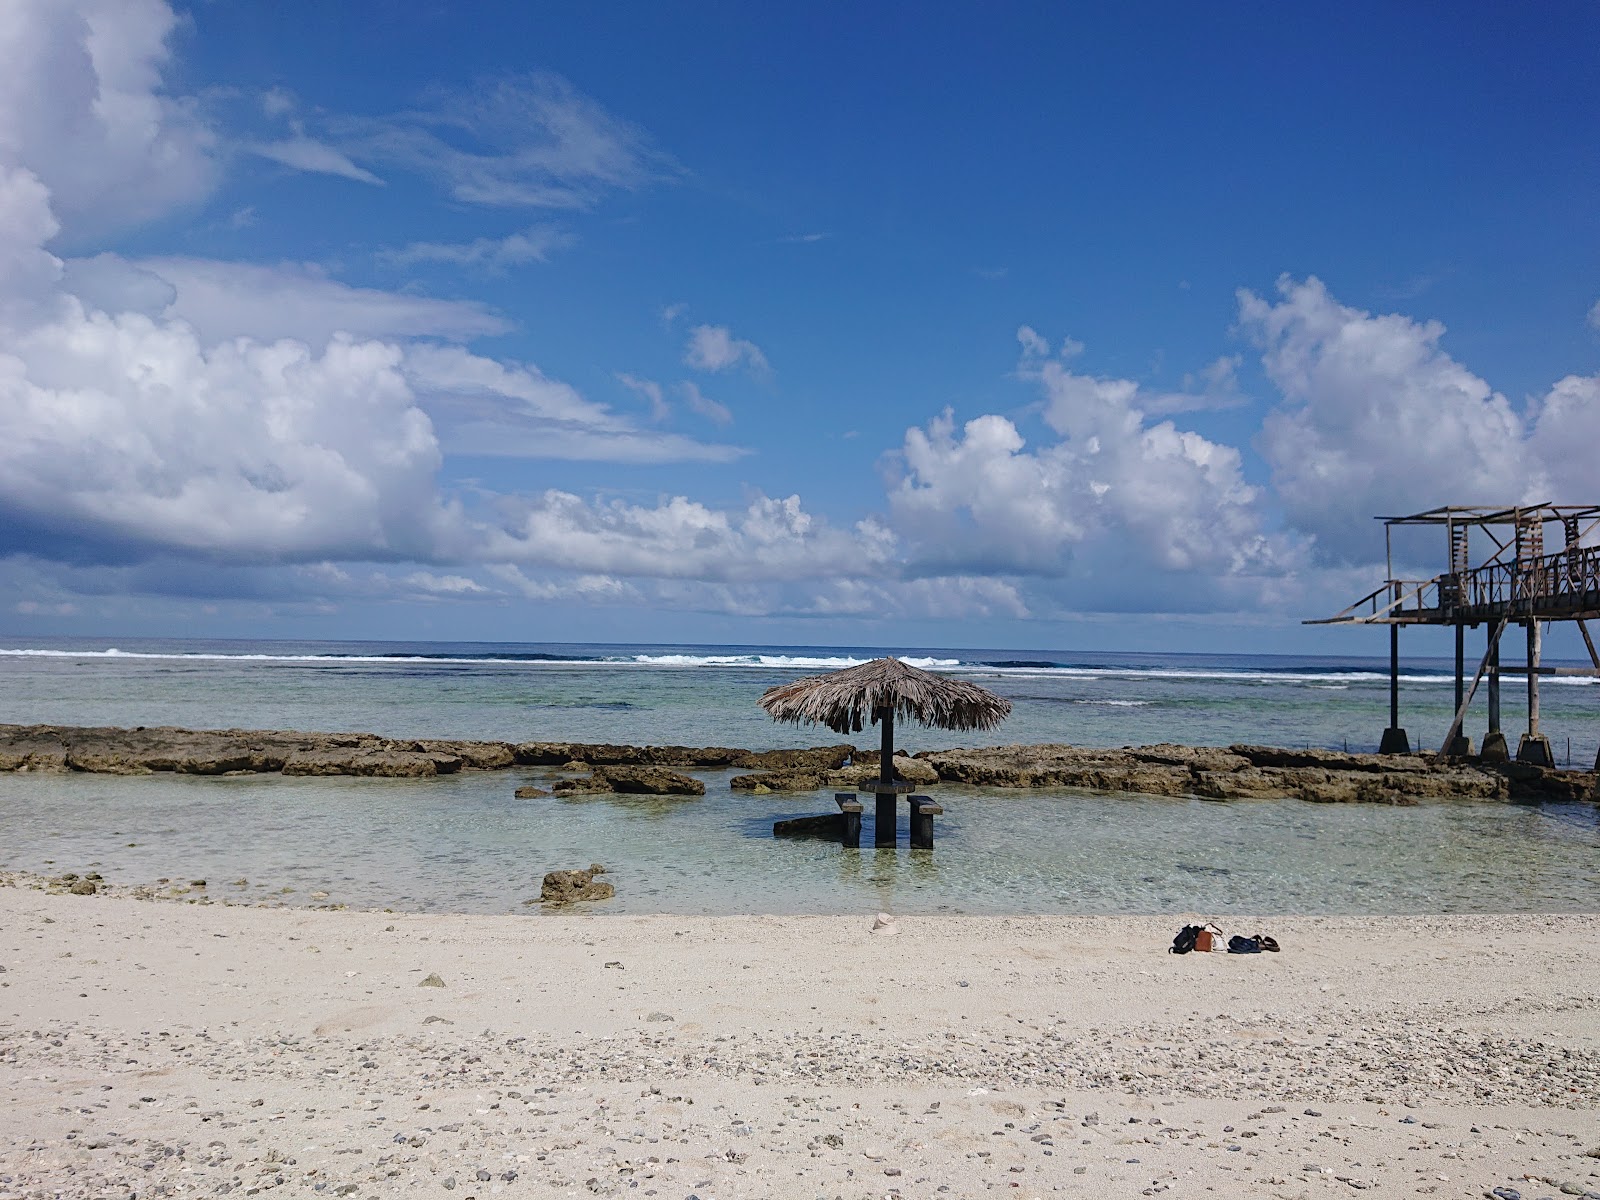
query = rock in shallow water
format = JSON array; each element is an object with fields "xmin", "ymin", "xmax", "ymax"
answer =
[{"xmin": 539, "ymin": 868, "xmax": 615, "ymax": 905}]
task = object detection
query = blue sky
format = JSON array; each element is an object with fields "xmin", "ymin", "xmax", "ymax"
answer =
[{"xmin": 1, "ymin": 1, "xmax": 1597, "ymax": 654}]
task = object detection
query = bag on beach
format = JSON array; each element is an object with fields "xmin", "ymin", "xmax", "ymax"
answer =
[
  {"xmin": 1170, "ymin": 922, "xmax": 1227, "ymax": 954},
  {"xmin": 1227, "ymin": 935, "xmax": 1262, "ymax": 954}
]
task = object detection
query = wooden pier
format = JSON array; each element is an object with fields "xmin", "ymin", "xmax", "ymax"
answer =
[{"xmin": 1309, "ymin": 505, "xmax": 1600, "ymax": 766}]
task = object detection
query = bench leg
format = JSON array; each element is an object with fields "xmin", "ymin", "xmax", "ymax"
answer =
[
  {"xmin": 835, "ymin": 794, "xmax": 861, "ymax": 849},
  {"xmin": 874, "ymin": 792, "xmax": 897, "ymax": 847}
]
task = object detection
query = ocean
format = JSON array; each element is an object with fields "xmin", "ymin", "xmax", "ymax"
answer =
[{"xmin": 2, "ymin": 636, "xmax": 1597, "ymax": 916}]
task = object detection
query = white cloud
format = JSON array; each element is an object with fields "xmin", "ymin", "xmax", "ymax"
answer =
[
  {"xmin": 1242, "ymin": 275, "xmax": 1534, "ymax": 563},
  {"xmin": 380, "ymin": 225, "xmax": 570, "ymax": 271},
  {"xmin": 660, "ymin": 303, "xmax": 686, "ymax": 326},
  {"xmin": 1590, "ymin": 298, "xmax": 1600, "ymax": 331},
  {"xmin": 401, "ymin": 571, "xmax": 487, "ymax": 596},
  {"xmin": 0, "ymin": 307, "xmax": 455, "ymax": 562},
  {"xmin": 485, "ymin": 563, "xmax": 639, "ymax": 603},
  {"xmin": 889, "ymin": 347, "xmax": 1300, "ymax": 592},
  {"xmin": 1528, "ymin": 372, "xmax": 1600, "ymax": 503},
  {"xmin": 115, "ymin": 256, "xmax": 511, "ymax": 346},
  {"xmin": 679, "ymin": 381, "xmax": 732, "ymax": 425},
  {"xmin": 0, "ymin": 0, "xmax": 218, "ymax": 240},
  {"xmin": 484, "ymin": 491, "xmax": 894, "ymax": 583},
  {"xmin": 249, "ymin": 135, "xmax": 384, "ymax": 185},
  {"xmin": 684, "ymin": 323, "xmax": 769, "ymax": 374},
  {"xmin": 260, "ymin": 87, "xmax": 295, "ymax": 118},
  {"xmin": 336, "ymin": 72, "xmax": 674, "ymax": 209},
  {"xmin": 1016, "ymin": 325, "xmax": 1051, "ymax": 358},
  {"xmin": 411, "ymin": 347, "xmax": 741, "ymax": 464},
  {"xmin": 615, "ymin": 372, "xmax": 670, "ymax": 421}
]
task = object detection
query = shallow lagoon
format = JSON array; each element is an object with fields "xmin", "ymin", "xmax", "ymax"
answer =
[{"xmin": 3, "ymin": 768, "xmax": 1596, "ymax": 916}]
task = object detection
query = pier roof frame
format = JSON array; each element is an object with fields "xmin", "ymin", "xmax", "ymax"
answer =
[
  {"xmin": 1374, "ymin": 503, "xmax": 1600, "ymax": 526},
  {"xmin": 1308, "ymin": 501, "xmax": 1600, "ymax": 630}
]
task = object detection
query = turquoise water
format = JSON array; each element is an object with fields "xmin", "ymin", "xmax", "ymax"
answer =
[{"xmin": 1, "ymin": 637, "xmax": 1596, "ymax": 915}]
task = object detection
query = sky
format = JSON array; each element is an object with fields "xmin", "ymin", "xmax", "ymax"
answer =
[{"xmin": 1, "ymin": 0, "xmax": 1598, "ymax": 655}]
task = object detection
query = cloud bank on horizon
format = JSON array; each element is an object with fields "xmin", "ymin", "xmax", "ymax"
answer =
[{"xmin": 0, "ymin": 0, "xmax": 1596, "ymax": 644}]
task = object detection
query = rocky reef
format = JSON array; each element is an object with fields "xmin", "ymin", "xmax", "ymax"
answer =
[
  {"xmin": 912, "ymin": 742, "xmax": 1595, "ymax": 804},
  {"xmin": 0, "ymin": 724, "xmax": 850, "ymax": 779},
  {"xmin": 0, "ymin": 723, "xmax": 1592, "ymax": 803}
]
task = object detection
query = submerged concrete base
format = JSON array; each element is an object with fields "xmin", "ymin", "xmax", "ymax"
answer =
[
  {"xmin": 1480, "ymin": 732, "xmax": 1510, "ymax": 763},
  {"xmin": 1445, "ymin": 734, "xmax": 1475, "ymax": 757},
  {"xmin": 1516, "ymin": 733, "xmax": 1555, "ymax": 768},
  {"xmin": 1378, "ymin": 727, "xmax": 1411, "ymax": 755}
]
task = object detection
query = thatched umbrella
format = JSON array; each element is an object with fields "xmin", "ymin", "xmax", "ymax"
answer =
[{"xmin": 759, "ymin": 657, "xmax": 1011, "ymax": 797}]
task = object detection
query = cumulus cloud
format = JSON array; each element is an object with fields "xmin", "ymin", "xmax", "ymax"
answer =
[
  {"xmin": 484, "ymin": 491, "xmax": 894, "ymax": 583},
  {"xmin": 1527, "ymin": 372, "xmax": 1600, "ymax": 503},
  {"xmin": 0, "ymin": 3, "xmax": 746, "ymax": 590},
  {"xmin": 1242, "ymin": 276, "xmax": 1534, "ymax": 563},
  {"xmin": 248, "ymin": 134, "xmax": 384, "ymax": 185},
  {"xmin": 890, "ymin": 346, "xmax": 1297, "ymax": 594},
  {"xmin": 0, "ymin": 0, "xmax": 217, "ymax": 240},
  {"xmin": 379, "ymin": 225, "xmax": 570, "ymax": 272},
  {"xmin": 0, "ymin": 308, "xmax": 454, "ymax": 562},
  {"xmin": 684, "ymin": 323, "xmax": 769, "ymax": 374}
]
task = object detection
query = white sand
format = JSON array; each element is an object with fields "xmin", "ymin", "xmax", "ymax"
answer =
[{"xmin": 2, "ymin": 885, "xmax": 1597, "ymax": 1199}]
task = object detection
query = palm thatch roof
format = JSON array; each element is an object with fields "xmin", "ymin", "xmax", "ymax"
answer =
[{"xmin": 759, "ymin": 657, "xmax": 1012, "ymax": 735}]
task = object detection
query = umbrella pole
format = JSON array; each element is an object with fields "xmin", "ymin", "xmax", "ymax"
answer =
[{"xmin": 874, "ymin": 707, "xmax": 897, "ymax": 847}]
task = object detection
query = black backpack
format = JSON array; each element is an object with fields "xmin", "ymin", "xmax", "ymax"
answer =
[{"xmin": 1169, "ymin": 924, "xmax": 1202, "ymax": 954}]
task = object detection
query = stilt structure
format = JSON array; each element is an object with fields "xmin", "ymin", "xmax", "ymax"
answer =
[{"xmin": 1310, "ymin": 505, "xmax": 1600, "ymax": 761}]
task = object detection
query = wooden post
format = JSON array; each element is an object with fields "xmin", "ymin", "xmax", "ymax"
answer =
[
  {"xmin": 1379, "ymin": 622, "xmax": 1410, "ymax": 753},
  {"xmin": 1516, "ymin": 620, "xmax": 1554, "ymax": 766},
  {"xmin": 1446, "ymin": 623, "xmax": 1473, "ymax": 755},
  {"xmin": 874, "ymin": 706, "xmax": 897, "ymax": 847}
]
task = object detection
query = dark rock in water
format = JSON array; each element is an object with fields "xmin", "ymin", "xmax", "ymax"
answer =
[
  {"xmin": 513, "ymin": 785, "xmax": 551, "ymax": 799},
  {"xmin": 282, "ymin": 748, "xmax": 461, "ymax": 777},
  {"xmin": 604, "ymin": 765, "xmax": 705, "ymax": 795},
  {"xmin": 554, "ymin": 766, "xmax": 704, "ymax": 796},
  {"xmin": 735, "ymin": 752, "xmax": 939, "ymax": 793},
  {"xmin": 540, "ymin": 868, "xmax": 615, "ymax": 905},
  {"xmin": 511, "ymin": 740, "xmax": 851, "ymax": 770},
  {"xmin": 773, "ymin": 813, "xmax": 846, "ymax": 840}
]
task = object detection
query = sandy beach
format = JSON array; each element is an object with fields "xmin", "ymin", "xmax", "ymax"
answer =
[{"xmin": 2, "ymin": 886, "xmax": 1597, "ymax": 1199}]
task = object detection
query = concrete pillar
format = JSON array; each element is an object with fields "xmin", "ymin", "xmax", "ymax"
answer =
[
  {"xmin": 1516, "ymin": 619, "xmax": 1554, "ymax": 767},
  {"xmin": 1379, "ymin": 624, "xmax": 1411, "ymax": 754},
  {"xmin": 1482, "ymin": 628, "xmax": 1508, "ymax": 762}
]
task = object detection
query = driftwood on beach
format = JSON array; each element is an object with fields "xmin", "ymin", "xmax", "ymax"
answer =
[{"xmin": 0, "ymin": 723, "xmax": 1593, "ymax": 804}]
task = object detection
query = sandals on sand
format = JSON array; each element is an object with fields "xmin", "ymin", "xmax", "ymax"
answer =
[{"xmin": 1256, "ymin": 934, "xmax": 1281, "ymax": 952}]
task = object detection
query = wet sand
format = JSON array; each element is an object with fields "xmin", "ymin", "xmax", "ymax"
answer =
[{"xmin": 2, "ymin": 887, "xmax": 1597, "ymax": 1198}]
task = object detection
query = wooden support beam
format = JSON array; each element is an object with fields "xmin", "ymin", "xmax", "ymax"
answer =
[
  {"xmin": 1579, "ymin": 618, "xmax": 1600, "ymax": 669},
  {"xmin": 1436, "ymin": 615, "xmax": 1509, "ymax": 760}
]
